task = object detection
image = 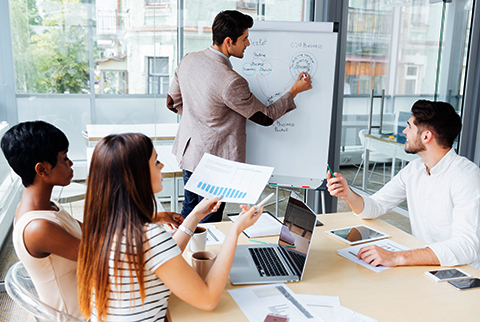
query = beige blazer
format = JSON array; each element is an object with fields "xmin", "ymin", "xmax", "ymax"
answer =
[{"xmin": 167, "ymin": 48, "xmax": 296, "ymax": 172}]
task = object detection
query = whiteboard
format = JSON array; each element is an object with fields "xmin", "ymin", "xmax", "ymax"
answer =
[{"xmin": 231, "ymin": 21, "xmax": 338, "ymax": 188}]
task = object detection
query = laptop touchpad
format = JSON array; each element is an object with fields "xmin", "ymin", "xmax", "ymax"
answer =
[{"xmin": 233, "ymin": 256, "xmax": 251, "ymax": 268}]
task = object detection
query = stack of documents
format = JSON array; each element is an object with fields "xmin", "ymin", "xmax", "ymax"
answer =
[
  {"xmin": 228, "ymin": 283, "xmax": 377, "ymax": 322},
  {"xmin": 337, "ymin": 239, "xmax": 410, "ymax": 273}
]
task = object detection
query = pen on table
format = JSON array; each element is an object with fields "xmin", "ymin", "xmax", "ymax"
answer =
[
  {"xmin": 250, "ymin": 239, "xmax": 296, "ymax": 248},
  {"xmin": 348, "ymin": 251, "xmax": 359, "ymax": 258}
]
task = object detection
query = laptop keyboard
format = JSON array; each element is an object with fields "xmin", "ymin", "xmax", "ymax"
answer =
[
  {"xmin": 287, "ymin": 250, "xmax": 306, "ymax": 271},
  {"xmin": 249, "ymin": 247, "xmax": 289, "ymax": 277}
]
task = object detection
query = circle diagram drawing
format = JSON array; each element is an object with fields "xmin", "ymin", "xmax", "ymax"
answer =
[{"xmin": 289, "ymin": 52, "xmax": 318, "ymax": 79}]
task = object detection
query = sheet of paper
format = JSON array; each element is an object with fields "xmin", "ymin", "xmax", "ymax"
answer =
[
  {"xmin": 198, "ymin": 224, "xmax": 225, "ymax": 246},
  {"xmin": 229, "ymin": 212, "xmax": 282, "ymax": 237},
  {"xmin": 337, "ymin": 240, "xmax": 410, "ymax": 273},
  {"xmin": 228, "ymin": 283, "xmax": 322, "ymax": 322},
  {"xmin": 184, "ymin": 153, "xmax": 274, "ymax": 204},
  {"xmin": 296, "ymin": 294, "xmax": 342, "ymax": 322},
  {"xmin": 341, "ymin": 306, "xmax": 378, "ymax": 322}
]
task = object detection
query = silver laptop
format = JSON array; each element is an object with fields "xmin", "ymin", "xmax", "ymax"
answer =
[{"xmin": 229, "ymin": 191, "xmax": 317, "ymax": 285}]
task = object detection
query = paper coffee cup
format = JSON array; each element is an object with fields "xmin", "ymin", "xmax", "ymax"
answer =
[
  {"xmin": 188, "ymin": 226, "xmax": 207, "ymax": 253},
  {"xmin": 192, "ymin": 251, "xmax": 216, "ymax": 280}
]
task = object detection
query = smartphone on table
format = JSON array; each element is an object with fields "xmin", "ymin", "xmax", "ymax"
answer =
[
  {"xmin": 448, "ymin": 278, "xmax": 480, "ymax": 291},
  {"xmin": 424, "ymin": 268, "xmax": 471, "ymax": 282}
]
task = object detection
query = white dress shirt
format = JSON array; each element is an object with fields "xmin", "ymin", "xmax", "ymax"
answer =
[
  {"xmin": 208, "ymin": 46, "xmax": 233, "ymax": 68},
  {"xmin": 356, "ymin": 148, "xmax": 480, "ymax": 270}
]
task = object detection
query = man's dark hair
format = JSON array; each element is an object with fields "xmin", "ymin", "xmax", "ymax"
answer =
[
  {"xmin": 212, "ymin": 10, "xmax": 254, "ymax": 45},
  {"xmin": 411, "ymin": 100, "xmax": 462, "ymax": 149},
  {"xmin": 1, "ymin": 120, "xmax": 69, "ymax": 187}
]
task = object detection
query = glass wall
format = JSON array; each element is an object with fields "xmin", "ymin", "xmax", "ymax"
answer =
[
  {"xmin": 8, "ymin": 0, "xmax": 313, "ymax": 176},
  {"xmin": 340, "ymin": 0, "xmax": 473, "ymax": 196}
]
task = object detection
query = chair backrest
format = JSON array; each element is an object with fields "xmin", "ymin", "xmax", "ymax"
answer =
[
  {"xmin": 358, "ymin": 129, "xmax": 367, "ymax": 147},
  {"xmin": 5, "ymin": 261, "xmax": 87, "ymax": 322}
]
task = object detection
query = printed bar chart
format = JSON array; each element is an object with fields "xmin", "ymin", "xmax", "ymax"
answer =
[
  {"xmin": 197, "ymin": 181, "xmax": 248, "ymax": 199},
  {"xmin": 184, "ymin": 153, "xmax": 274, "ymax": 204}
]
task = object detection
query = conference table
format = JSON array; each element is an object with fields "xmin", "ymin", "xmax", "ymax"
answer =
[
  {"xmin": 362, "ymin": 134, "xmax": 419, "ymax": 190},
  {"xmin": 167, "ymin": 212, "xmax": 480, "ymax": 321},
  {"xmin": 85, "ymin": 123, "xmax": 178, "ymax": 143}
]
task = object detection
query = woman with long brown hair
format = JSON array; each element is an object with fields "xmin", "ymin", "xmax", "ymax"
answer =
[{"xmin": 78, "ymin": 133, "xmax": 262, "ymax": 322}]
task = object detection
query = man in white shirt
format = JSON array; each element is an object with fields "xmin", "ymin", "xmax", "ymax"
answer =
[{"xmin": 327, "ymin": 100, "xmax": 480, "ymax": 270}]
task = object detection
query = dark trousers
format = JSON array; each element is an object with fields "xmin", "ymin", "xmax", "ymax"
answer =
[{"xmin": 181, "ymin": 170, "xmax": 226, "ymax": 223}]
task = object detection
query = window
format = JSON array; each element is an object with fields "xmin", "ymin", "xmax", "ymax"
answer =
[
  {"xmin": 345, "ymin": 75, "xmax": 359, "ymax": 95},
  {"xmin": 341, "ymin": 0, "xmax": 473, "ymax": 198},
  {"xmin": 146, "ymin": 0, "xmax": 170, "ymax": 6},
  {"xmin": 97, "ymin": 71, "xmax": 128, "ymax": 94},
  {"xmin": 358, "ymin": 75, "xmax": 372, "ymax": 94},
  {"xmin": 0, "ymin": 123, "xmax": 18, "ymax": 212},
  {"xmin": 237, "ymin": 0, "xmax": 257, "ymax": 11},
  {"xmin": 404, "ymin": 65, "xmax": 418, "ymax": 95},
  {"xmin": 147, "ymin": 57, "xmax": 169, "ymax": 95},
  {"xmin": 7, "ymin": 0, "xmax": 313, "ymax": 169}
]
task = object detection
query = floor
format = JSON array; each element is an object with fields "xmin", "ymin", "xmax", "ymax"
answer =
[{"xmin": 0, "ymin": 163, "xmax": 411, "ymax": 320}]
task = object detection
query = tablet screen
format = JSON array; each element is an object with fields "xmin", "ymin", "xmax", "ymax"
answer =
[
  {"xmin": 327, "ymin": 225, "xmax": 388, "ymax": 245},
  {"xmin": 429, "ymin": 269, "xmax": 469, "ymax": 280}
]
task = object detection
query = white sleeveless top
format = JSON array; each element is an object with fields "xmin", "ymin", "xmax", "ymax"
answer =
[{"xmin": 12, "ymin": 201, "xmax": 83, "ymax": 318}]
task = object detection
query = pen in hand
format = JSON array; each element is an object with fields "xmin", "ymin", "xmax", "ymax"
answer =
[
  {"xmin": 326, "ymin": 163, "xmax": 339, "ymax": 186},
  {"xmin": 326, "ymin": 163, "xmax": 335, "ymax": 178},
  {"xmin": 252, "ymin": 193, "xmax": 274, "ymax": 215}
]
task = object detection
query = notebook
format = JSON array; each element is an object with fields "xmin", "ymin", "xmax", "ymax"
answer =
[{"xmin": 229, "ymin": 191, "xmax": 317, "ymax": 285}]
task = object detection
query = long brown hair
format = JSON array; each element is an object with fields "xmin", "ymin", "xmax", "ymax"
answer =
[{"xmin": 78, "ymin": 133, "xmax": 157, "ymax": 320}]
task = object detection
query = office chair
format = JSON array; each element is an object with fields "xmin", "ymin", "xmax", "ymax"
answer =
[
  {"xmin": 51, "ymin": 182, "xmax": 87, "ymax": 214},
  {"xmin": 5, "ymin": 261, "xmax": 88, "ymax": 322},
  {"xmin": 352, "ymin": 129, "xmax": 392, "ymax": 186}
]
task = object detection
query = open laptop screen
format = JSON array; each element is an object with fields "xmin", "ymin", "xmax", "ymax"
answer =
[{"xmin": 278, "ymin": 193, "xmax": 316, "ymax": 276}]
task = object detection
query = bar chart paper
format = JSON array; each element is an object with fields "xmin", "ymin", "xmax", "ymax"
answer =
[{"xmin": 184, "ymin": 153, "xmax": 274, "ymax": 204}]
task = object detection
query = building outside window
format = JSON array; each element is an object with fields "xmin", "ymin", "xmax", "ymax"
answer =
[
  {"xmin": 147, "ymin": 57, "xmax": 169, "ymax": 95},
  {"xmin": 404, "ymin": 65, "xmax": 419, "ymax": 95}
]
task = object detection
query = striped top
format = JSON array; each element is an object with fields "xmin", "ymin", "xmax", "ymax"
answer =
[{"xmin": 91, "ymin": 223, "xmax": 181, "ymax": 322}]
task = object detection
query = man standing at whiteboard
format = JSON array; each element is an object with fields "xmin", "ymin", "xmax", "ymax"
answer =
[
  {"xmin": 326, "ymin": 100, "xmax": 480, "ymax": 270},
  {"xmin": 167, "ymin": 10, "xmax": 312, "ymax": 222}
]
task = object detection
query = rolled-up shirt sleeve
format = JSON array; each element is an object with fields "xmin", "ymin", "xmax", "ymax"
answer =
[
  {"xmin": 354, "ymin": 165, "xmax": 408, "ymax": 219},
  {"xmin": 427, "ymin": 171, "xmax": 480, "ymax": 268}
]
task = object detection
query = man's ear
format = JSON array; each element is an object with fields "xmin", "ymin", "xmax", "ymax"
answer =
[
  {"xmin": 35, "ymin": 162, "xmax": 49, "ymax": 177},
  {"xmin": 224, "ymin": 37, "xmax": 233, "ymax": 49},
  {"xmin": 422, "ymin": 130, "xmax": 434, "ymax": 144}
]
